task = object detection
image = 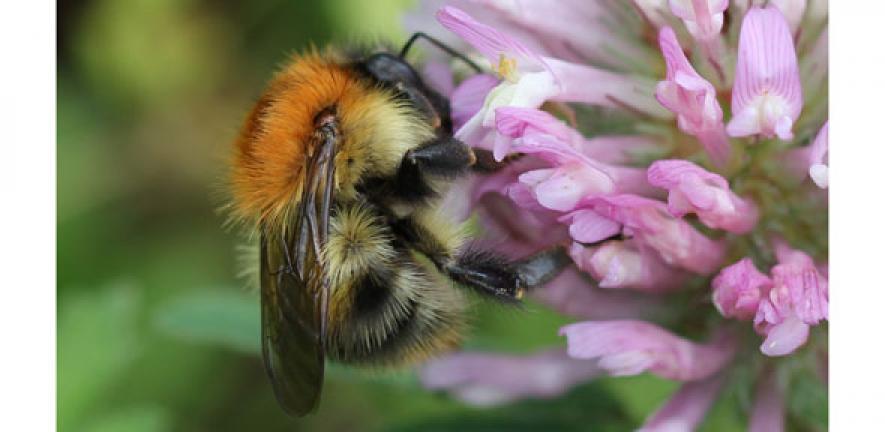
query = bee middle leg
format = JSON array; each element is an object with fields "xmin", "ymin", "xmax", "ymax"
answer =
[
  {"xmin": 392, "ymin": 214, "xmax": 570, "ymax": 302},
  {"xmin": 444, "ymin": 245, "xmax": 571, "ymax": 302}
]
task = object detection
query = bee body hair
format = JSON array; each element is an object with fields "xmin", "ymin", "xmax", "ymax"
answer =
[
  {"xmin": 230, "ymin": 47, "xmax": 570, "ymax": 405},
  {"xmin": 231, "ymin": 50, "xmax": 436, "ymax": 226},
  {"xmin": 322, "ymin": 200, "xmax": 467, "ymax": 366}
]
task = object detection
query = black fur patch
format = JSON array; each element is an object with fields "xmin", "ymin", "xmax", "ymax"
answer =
[{"xmin": 351, "ymin": 268, "xmax": 395, "ymax": 317}]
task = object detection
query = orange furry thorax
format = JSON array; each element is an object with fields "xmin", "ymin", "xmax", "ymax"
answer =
[
  {"xmin": 230, "ymin": 51, "xmax": 435, "ymax": 227},
  {"xmin": 231, "ymin": 52, "xmax": 358, "ymax": 225}
]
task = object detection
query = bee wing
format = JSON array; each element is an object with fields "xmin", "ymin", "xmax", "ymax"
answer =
[
  {"xmin": 260, "ymin": 126, "xmax": 337, "ymax": 417},
  {"xmin": 259, "ymin": 233, "xmax": 325, "ymax": 417}
]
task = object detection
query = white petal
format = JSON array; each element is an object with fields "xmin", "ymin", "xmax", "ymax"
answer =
[{"xmin": 809, "ymin": 163, "xmax": 829, "ymax": 188}]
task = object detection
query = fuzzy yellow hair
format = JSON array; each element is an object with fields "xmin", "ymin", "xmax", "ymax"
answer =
[{"xmin": 230, "ymin": 50, "xmax": 434, "ymax": 227}]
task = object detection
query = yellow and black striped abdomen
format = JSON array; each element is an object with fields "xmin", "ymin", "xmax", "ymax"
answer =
[{"xmin": 322, "ymin": 201, "xmax": 466, "ymax": 366}]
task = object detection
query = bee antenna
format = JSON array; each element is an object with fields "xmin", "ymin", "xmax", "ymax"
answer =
[{"xmin": 399, "ymin": 32, "xmax": 482, "ymax": 73}]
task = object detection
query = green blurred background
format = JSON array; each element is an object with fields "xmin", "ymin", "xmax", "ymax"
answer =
[{"xmin": 56, "ymin": 1, "xmax": 753, "ymax": 430}]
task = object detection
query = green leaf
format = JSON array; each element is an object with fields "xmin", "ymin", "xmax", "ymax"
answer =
[
  {"xmin": 699, "ymin": 387, "xmax": 746, "ymax": 432},
  {"xmin": 80, "ymin": 405, "xmax": 170, "ymax": 432},
  {"xmin": 383, "ymin": 383, "xmax": 632, "ymax": 432},
  {"xmin": 152, "ymin": 288, "xmax": 260, "ymax": 354},
  {"xmin": 602, "ymin": 374, "xmax": 679, "ymax": 424},
  {"xmin": 788, "ymin": 369, "xmax": 828, "ymax": 430},
  {"xmin": 58, "ymin": 284, "xmax": 142, "ymax": 431}
]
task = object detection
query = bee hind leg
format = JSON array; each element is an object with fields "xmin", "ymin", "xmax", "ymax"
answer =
[{"xmin": 390, "ymin": 213, "xmax": 571, "ymax": 303}]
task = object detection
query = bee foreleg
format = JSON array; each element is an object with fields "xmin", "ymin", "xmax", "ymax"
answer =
[
  {"xmin": 390, "ymin": 136, "xmax": 475, "ymax": 202},
  {"xmin": 404, "ymin": 136, "xmax": 475, "ymax": 177}
]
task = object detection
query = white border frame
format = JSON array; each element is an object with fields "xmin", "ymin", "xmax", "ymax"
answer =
[{"xmin": 0, "ymin": 1, "xmax": 56, "ymax": 430}]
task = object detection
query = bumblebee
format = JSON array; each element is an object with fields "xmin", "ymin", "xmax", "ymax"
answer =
[{"xmin": 229, "ymin": 34, "xmax": 568, "ymax": 416}]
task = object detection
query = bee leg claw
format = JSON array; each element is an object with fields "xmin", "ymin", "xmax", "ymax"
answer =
[{"xmin": 512, "ymin": 246, "xmax": 571, "ymax": 288}]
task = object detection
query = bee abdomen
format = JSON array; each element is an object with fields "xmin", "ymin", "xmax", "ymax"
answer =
[
  {"xmin": 328, "ymin": 261, "xmax": 465, "ymax": 366},
  {"xmin": 323, "ymin": 202, "xmax": 465, "ymax": 365}
]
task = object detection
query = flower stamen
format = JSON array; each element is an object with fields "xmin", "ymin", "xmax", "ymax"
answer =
[{"xmin": 496, "ymin": 54, "xmax": 519, "ymax": 82}]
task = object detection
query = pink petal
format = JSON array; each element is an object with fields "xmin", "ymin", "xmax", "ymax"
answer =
[
  {"xmin": 639, "ymin": 373, "xmax": 726, "ymax": 432},
  {"xmin": 584, "ymin": 195, "xmax": 726, "ymax": 274},
  {"xmin": 760, "ymin": 315, "xmax": 810, "ymax": 356},
  {"xmin": 493, "ymin": 106, "xmax": 580, "ymax": 162},
  {"xmin": 728, "ymin": 7, "xmax": 803, "ymax": 140},
  {"xmin": 495, "ymin": 106, "xmax": 579, "ymax": 143},
  {"xmin": 771, "ymin": 0, "xmax": 807, "ymax": 32},
  {"xmin": 419, "ymin": 349, "xmax": 602, "ymax": 406},
  {"xmin": 677, "ymin": 176, "xmax": 719, "ymax": 211},
  {"xmin": 655, "ymin": 27, "xmax": 731, "ymax": 165},
  {"xmin": 560, "ymin": 321, "xmax": 736, "ymax": 380},
  {"xmin": 609, "ymin": 165, "xmax": 662, "ymax": 198},
  {"xmin": 506, "ymin": 180, "xmax": 544, "ymax": 210},
  {"xmin": 547, "ymin": 56, "xmax": 668, "ymax": 119},
  {"xmin": 515, "ymin": 134, "xmax": 616, "ymax": 197},
  {"xmin": 534, "ymin": 268, "xmax": 670, "ymax": 321},
  {"xmin": 809, "ymin": 164, "xmax": 828, "ymax": 189},
  {"xmin": 473, "ymin": 191, "xmax": 570, "ymax": 257},
  {"xmin": 492, "ymin": 128, "xmax": 514, "ymax": 161},
  {"xmin": 647, "ymin": 160, "xmax": 759, "ymax": 233},
  {"xmin": 451, "ymin": 73, "xmax": 500, "ymax": 131},
  {"xmin": 658, "ymin": 27, "xmax": 694, "ymax": 82},
  {"xmin": 668, "ymin": 0, "xmax": 728, "ymax": 40},
  {"xmin": 771, "ymin": 242, "xmax": 829, "ymax": 323},
  {"xmin": 534, "ymin": 163, "xmax": 614, "ymax": 212},
  {"xmin": 774, "ymin": 116, "xmax": 794, "ymax": 140},
  {"xmin": 770, "ymin": 248, "xmax": 829, "ymax": 326},
  {"xmin": 406, "ymin": 0, "xmax": 559, "ymax": 61},
  {"xmin": 725, "ymin": 106, "xmax": 762, "ymax": 137},
  {"xmin": 500, "ymin": 115, "xmax": 585, "ymax": 165},
  {"xmin": 808, "ymin": 121, "xmax": 829, "ymax": 188},
  {"xmin": 517, "ymin": 168, "xmax": 555, "ymax": 187},
  {"xmin": 668, "ymin": 0, "xmax": 729, "ymax": 21},
  {"xmin": 673, "ymin": 70, "xmax": 708, "ymax": 91},
  {"xmin": 570, "ymin": 240, "xmax": 688, "ymax": 293},
  {"xmin": 749, "ymin": 369, "xmax": 785, "ymax": 432},
  {"xmin": 474, "ymin": 0, "xmax": 651, "ymax": 69},
  {"xmin": 648, "ymin": 159, "xmax": 726, "ymax": 190},
  {"xmin": 439, "ymin": 6, "xmax": 669, "ymax": 152},
  {"xmin": 436, "ymin": 6, "xmax": 541, "ymax": 69},
  {"xmin": 579, "ymin": 135, "xmax": 664, "ymax": 165},
  {"xmin": 633, "ymin": 0, "xmax": 673, "ymax": 28},
  {"xmin": 494, "ymin": 109, "xmax": 660, "ymax": 200},
  {"xmin": 695, "ymin": 126, "xmax": 732, "ymax": 168},
  {"xmin": 565, "ymin": 210, "xmax": 622, "ymax": 243},
  {"xmin": 712, "ymin": 258, "xmax": 772, "ymax": 320},
  {"xmin": 470, "ymin": 154, "xmax": 547, "ymax": 202},
  {"xmin": 817, "ymin": 261, "xmax": 829, "ymax": 279},
  {"xmin": 455, "ymin": 110, "xmax": 493, "ymax": 150}
]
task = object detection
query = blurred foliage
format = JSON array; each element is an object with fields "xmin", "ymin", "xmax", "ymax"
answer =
[{"xmin": 57, "ymin": 1, "xmax": 750, "ymax": 430}]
